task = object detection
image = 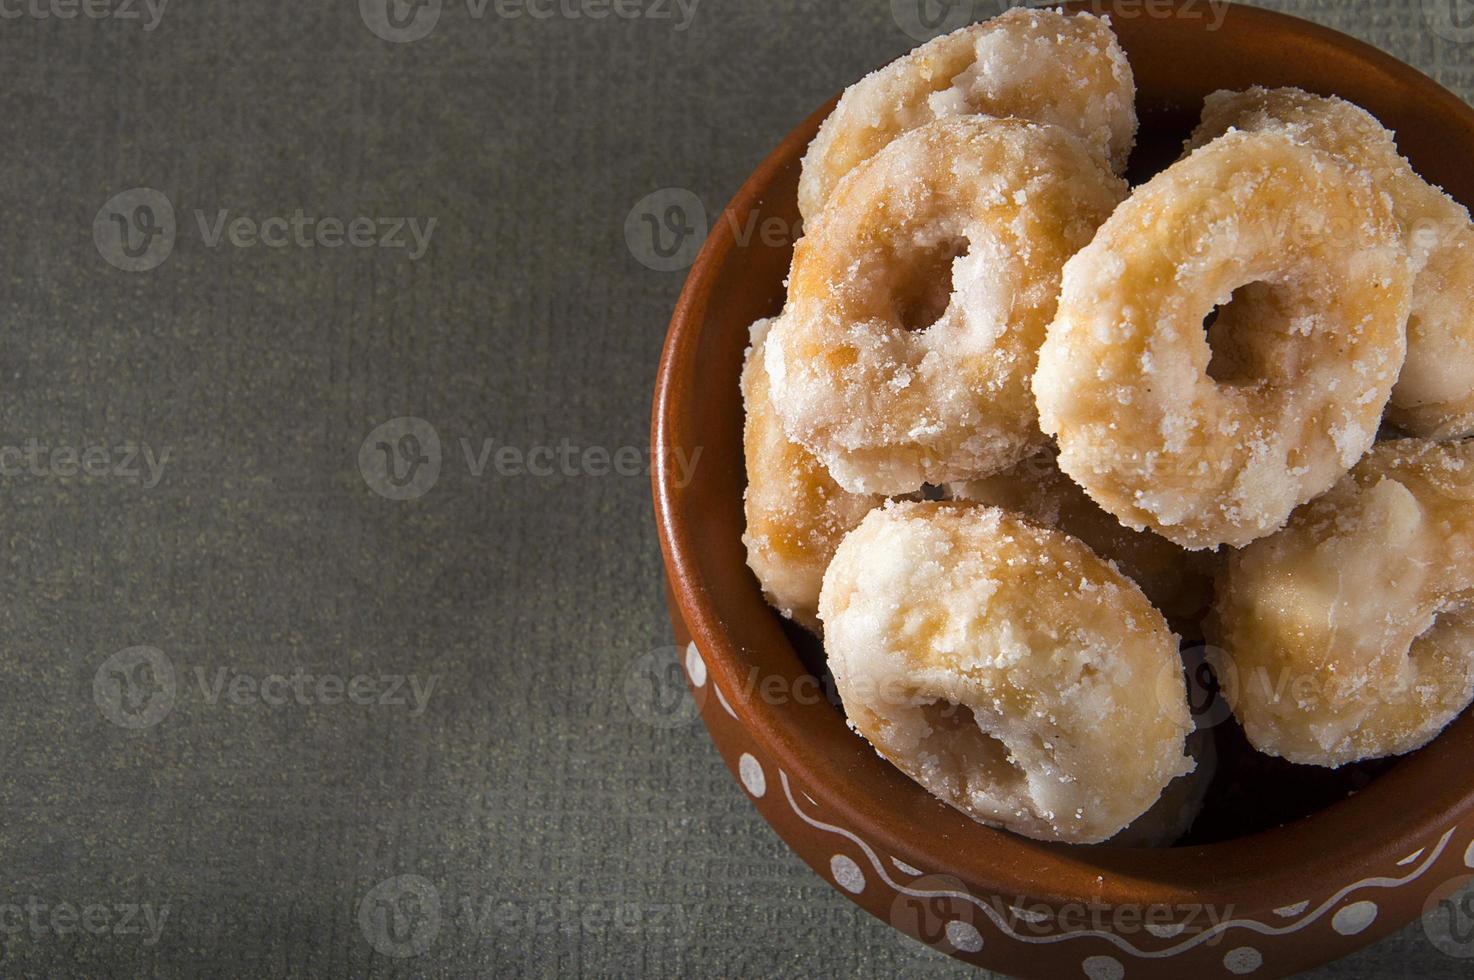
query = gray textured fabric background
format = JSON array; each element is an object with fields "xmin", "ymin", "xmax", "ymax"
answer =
[{"xmin": 0, "ymin": 0, "xmax": 1471, "ymax": 976}]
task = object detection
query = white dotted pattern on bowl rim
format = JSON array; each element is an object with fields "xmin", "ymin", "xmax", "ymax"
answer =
[{"xmin": 684, "ymin": 641, "xmax": 1470, "ymax": 976}]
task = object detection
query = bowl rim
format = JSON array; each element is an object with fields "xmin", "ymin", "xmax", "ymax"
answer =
[{"xmin": 651, "ymin": 0, "xmax": 1474, "ymax": 913}]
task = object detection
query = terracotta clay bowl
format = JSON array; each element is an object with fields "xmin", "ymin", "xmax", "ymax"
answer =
[{"xmin": 650, "ymin": 2, "xmax": 1474, "ymax": 976}]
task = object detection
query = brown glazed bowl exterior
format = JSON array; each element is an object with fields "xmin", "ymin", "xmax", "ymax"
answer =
[{"xmin": 650, "ymin": 3, "xmax": 1474, "ymax": 977}]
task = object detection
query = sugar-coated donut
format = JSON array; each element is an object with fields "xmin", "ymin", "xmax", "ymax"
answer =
[
  {"xmin": 1208, "ymin": 439, "xmax": 1474, "ymax": 767},
  {"xmin": 1034, "ymin": 129, "xmax": 1412, "ymax": 551},
  {"xmin": 1189, "ymin": 87, "xmax": 1474, "ymax": 439},
  {"xmin": 948, "ymin": 448, "xmax": 1218, "ymax": 634},
  {"xmin": 1108, "ymin": 730, "xmax": 1215, "ymax": 848},
  {"xmin": 768, "ymin": 117, "xmax": 1126, "ymax": 496},
  {"xmin": 798, "ymin": 7, "xmax": 1135, "ymax": 221},
  {"xmin": 819, "ymin": 501, "xmax": 1192, "ymax": 844},
  {"xmin": 1396, "ymin": 226, "xmax": 1474, "ymax": 438},
  {"xmin": 742, "ymin": 318, "xmax": 882, "ymax": 631}
]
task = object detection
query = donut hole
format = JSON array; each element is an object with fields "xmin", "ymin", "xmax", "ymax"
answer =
[
  {"xmin": 1202, "ymin": 280, "xmax": 1308, "ymax": 387},
  {"xmin": 1204, "ymin": 282, "xmax": 1273, "ymax": 385},
  {"xmin": 892, "ymin": 237, "xmax": 970, "ymax": 332},
  {"xmin": 918, "ymin": 699, "xmax": 1028, "ymax": 792}
]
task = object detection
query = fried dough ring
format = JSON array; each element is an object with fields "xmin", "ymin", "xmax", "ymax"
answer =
[
  {"xmin": 819, "ymin": 501, "xmax": 1192, "ymax": 844},
  {"xmin": 1396, "ymin": 227, "xmax": 1474, "ymax": 437},
  {"xmin": 1108, "ymin": 729, "xmax": 1214, "ymax": 848},
  {"xmin": 1034, "ymin": 129, "xmax": 1411, "ymax": 550},
  {"xmin": 1208, "ymin": 439, "xmax": 1474, "ymax": 766},
  {"xmin": 1189, "ymin": 87, "xmax": 1474, "ymax": 438},
  {"xmin": 742, "ymin": 318, "xmax": 882, "ymax": 631},
  {"xmin": 768, "ymin": 116, "xmax": 1126, "ymax": 495},
  {"xmin": 948, "ymin": 448, "xmax": 1218, "ymax": 634},
  {"xmin": 798, "ymin": 7, "xmax": 1135, "ymax": 220}
]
